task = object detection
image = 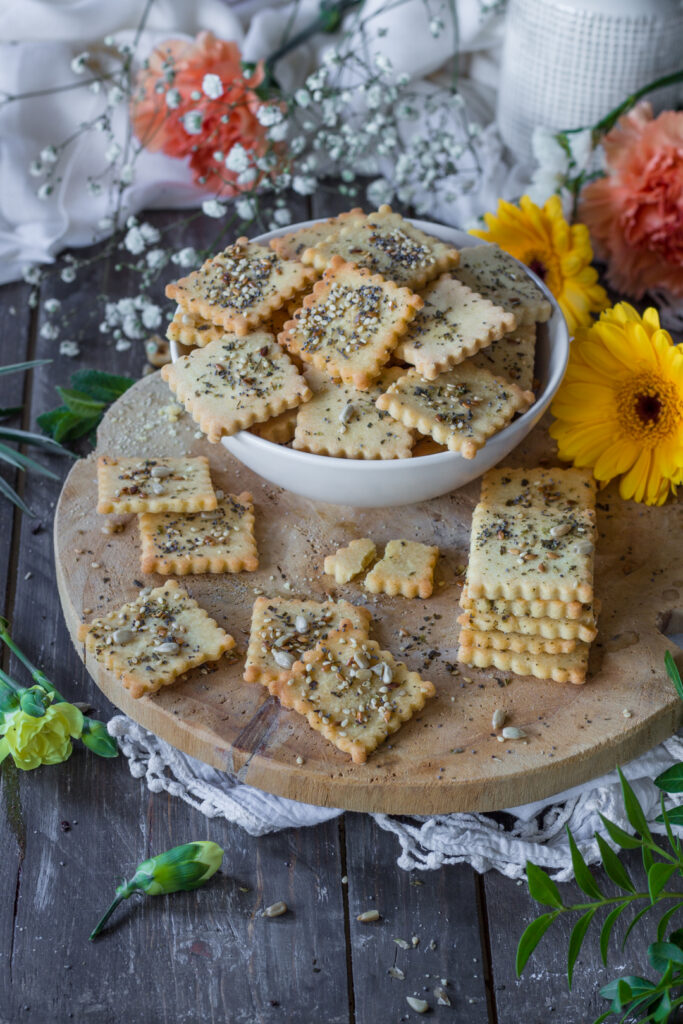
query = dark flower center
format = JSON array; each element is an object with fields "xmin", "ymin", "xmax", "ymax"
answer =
[
  {"xmin": 635, "ymin": 392, "xmax": 662, "ymax": 425},
  {"xmin": 528, "ymin": 259, "xmax": 547, "ymax": 281}
]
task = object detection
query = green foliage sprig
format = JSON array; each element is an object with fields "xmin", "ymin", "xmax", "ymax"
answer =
[
  {"xmin": 37, "ymin": 368, "xmax": 134, "ymax": 444},
  {"xmin": 517, "ymin": 653, "xmax": 683, "ymax": 1022}
]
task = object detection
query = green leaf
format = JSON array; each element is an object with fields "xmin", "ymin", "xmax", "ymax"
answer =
[
  {"xmin": 665, "ymin": 650, "xmax": 683, "ymax": 703},
  {"xmin": 648, "ymin": 862, "xmax": 678, "ymax": 902},
  {"xmin": 599, "ymin": 814, "xmax": 642, "ymax": 850},
  {"xmin": 600, "ymin": 904, "xmax": 629, "ymax": 966},
  {"xmin": 616, "ymin": 978, "xmax": 632, "ymax": 1010},
  {"xmin": 70, "ymin": 370, "xmax": 134, "ymax": 403},
  {"xmin": 652, "ymin": 989, "xmax": 672, "ymax": 1022},
  {"xmin": 622, "ymin": 902, "xmax": 658, "ymax": 951},
  {"xmin": 19, "ymin": 687, "xmax": 47, "ymax": 717},
  {"xmin": 0, "ymin": 425, "xmax": 69, "ymax": 452},
  {"xmin": 669, "ymin": 927, "xmax": 683, "ymax": 949},
  {"xmin": 649, "ymin": 941, "xmax": 683, "ymax": 971},
  {"xmin": 56, "ymin": 387, "xmax": 105, "ymax": 418},
  {"xmin": 619, "ymin": 768, "xmax": 652, "ymax": 842},
  {"xmin": 567, "ymin": 828, "xmax": 603, "ymax": 899},
  {"xmin": 0, "ymin": 474, "xmax": 32, "ymax": 516},
  {"xmin": 525, "ymin": 861, "xmax": 564, "ymax": 909},
  {"xmin": 0, "ymin": 359, "xmax": 51, "ymax": 376},
  {"xmin": 655, "ymin": 763, "xmax": 683, "ymax": 794},
  {"xmin": 0, "ymin": 442, "xmax": 59, "ymax": 481},
  {"xmin": 515, "ymin": 911, "xmax": 559, "ymax": 976},
  {"xmin": 37, "ymin": 408, "xmax": 99, "ymax": 444},
  {"xmin": 642, "ymin": 843, "xmax": 654, "ymax": 874},
  {"xmin": 600, "ymin": 976, "xmax": 654, "ymax": 1006},
  {"xmin": 0, "ymin": 406, "xmax": 22, "ymax": 419},
  {"xmin": 568, "ymin": 907, "xmax": 598, "ymax": 988},
  {"xmin": 656, "ymin": 806, "xmax": 683, "ymax": 828},
  {"xmin": 596, "ymin": 834, "xmax": 636, "ymax": 893}
]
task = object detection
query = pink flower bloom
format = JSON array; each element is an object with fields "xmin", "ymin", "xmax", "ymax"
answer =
[{"xmin": 579, "ymin": 102, "xmax": 683, "ymax": 299}]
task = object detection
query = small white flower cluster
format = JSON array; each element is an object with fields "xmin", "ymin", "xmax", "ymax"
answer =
[
  {"xmin": 100, "ymin": 294, "xmax": 163, "ymax": 347},
  {"xmin": 528, "ymin": 126, "xmax": 596, "ymax": 214}
]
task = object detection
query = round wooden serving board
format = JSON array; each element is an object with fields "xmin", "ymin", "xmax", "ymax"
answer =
[{"xmin": 55, "ymin": 373, "xmax": 683, "ymax": 814}]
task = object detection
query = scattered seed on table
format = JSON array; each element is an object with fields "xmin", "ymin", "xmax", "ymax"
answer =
[
  {"xmin": 356, "ymin": 909, "xmax": 380, "ymax": 923},
  {"xmin": 264, "ymin": 901, "xmax": 288, "ymax": 918}
]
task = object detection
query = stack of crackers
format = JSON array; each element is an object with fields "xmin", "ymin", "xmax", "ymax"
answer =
[
  {"xmin": 457, "ymin": 466, "xmax": 599, "ymax": 684},
  {"xmin": 162, "ymin": 205, "xmax": 552, "ymax": 462}
]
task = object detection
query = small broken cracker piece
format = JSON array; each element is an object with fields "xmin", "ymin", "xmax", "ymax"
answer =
[
  {"xmin": 77, "ymin": 579, "xmax": 235, "ymax": 698},
  {"xmin": 138, "ymin": 491, "xmax": 258, "ymax": 575},
  {"xmin": 272, "ymin": 628, "xmax": 435, "ymax": 764},
  {"xmin": 279, "ymin": 257, "xmax": 423, "ymax": 390},
  {"xmin": 394, "ymin": 275, "xmax": 516, "ymax": 379},
  {"xmin": 161, "ymin": 331, "xmax": 311, "ymax": 442},
  {"xmin": 302, "ymin": 205, "xmax": 459, "ymax": 290},
  {"xmin": 324, "ymin": 538, "xmax": 377, "ymax": 583},
  {"xmin": 458, "ymin": 642, "xmax": 589, "ymax": 685},
  {"xmin": 166, "ymin": 237, "xmax": 317, "ymax": 336},
  {"xmin": 97, "ymin": 456, "xmax": 216, "ymax": 514},
  {"xmin": 458, "ymin": 584, "xmax": 593, "ymax": 622},
  {"xmin": 454, "ymin": 245, "xmax": 552, "ymax": 326},
  {"xmin": 457, "ymin": 606, "xmax": 598, "ymax": 643},
  {"xmin": 293, "ymin": 367, "xmax": 414, "ymax": 459},
  {"xmin": 458, "ymin": 626, "xmax": 577, "ymax": 655},
  {"xmin": 468, "ymin": 322, "xmax": 536, "ymax": 394},
  {"xmin": 249, "ymin": 407, "xmax": 298, "ymax": 445},
  {"xmin": 364, "ymin": 539, "xmax": 439, "ymax": 599},
  {"xmin": 375, "ymin": 364, "xmax": 534, "ymax": 459},
  {"xmin": 244, "ymin": 597, "xmax": 371, "ymax": 686},
  {"xmin": 166, "ymin": 306, "xmax": 226, "ymax": 348},
  {"xmin": 270, "ymin": 209, "xmax": 366, "ymax": 261}
]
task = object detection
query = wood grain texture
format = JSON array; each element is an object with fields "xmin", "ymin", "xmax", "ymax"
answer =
[{"xmin": 55, "ymin": 371, "xmax": 683, "ymax": 814}]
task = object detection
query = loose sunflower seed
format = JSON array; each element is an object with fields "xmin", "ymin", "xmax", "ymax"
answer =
[
  {"xmin": 394, "ymin": 938, "xmax": 410, "ymax": 950},
  {"xmin": 406, "ymin": 996, "xmax": 429, "ymax": 1014},
  {"xmin": 388, "ymin": 966, "xmax": 405, "ymax": 980},
  {"xmin": 356, "ymin": 909, "xmax": 380, "ymax": 923},
  {"xmin": 264, "ymin": 901, "xmax": 288, "ymax": 918},
  {"xmin": 502, "ymin": 726, "xmax": 526, "ymax": 740},
  {"xmin": 434, "ymin": 986, "xmax": 451, "ymax": 1006},
  {"xmin": 491, "ymin": 708, "xmax": 506, "ymax": 730}
]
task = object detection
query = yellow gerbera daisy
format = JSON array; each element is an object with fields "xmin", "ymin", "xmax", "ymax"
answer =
[
  {"xmin": 470, "ymin": 195, "xmax": 609, "ymax": 336},
  {"xmin": 549, "ymin": 302, "xmax": 683, "ymax": 505}
]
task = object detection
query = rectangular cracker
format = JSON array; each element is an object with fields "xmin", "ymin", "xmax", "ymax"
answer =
[
  {"xmin": 97, "ymin": 456, "xmax": 216, "ymax": 514},
  {"xmin": 394, "ymin": 274, "xmax": 516, "ymax": 379},
  {"xmin": 453, "ymin": 245, "xmax": 552, "ymax": 326},
  {"xmin": 324, "ymin": 538, "xmax": 377, "ymax": 583},
  {"xmin": 375, "ymin": 364, "xmax": 534, "ymax": 459},
  {"xmin": 249, "ymin": 408, "xmax": 298, "ymax": 444},
  {"xmin": 269, "ymin": 209, "xmax": 366, "ymax": 261},
  {"xmin": 457, "ymin": 605, "xmax": 598, "ymax": 643},
  {"xmin": 77, "ymin": 579, "xmax": 235, "ymax": 699},
  {"xmin": 364, "ymin": 539, "xmax": 439, "ymax": 599},
  {"xmin": 293, "ymin": 367, "xmax": 414, "ymax": 459},
  {"xmin": 468, "ymin": 322, "xmax": 536, "ymax": 394},
  {"xmin": 165, "ymin": 237, "xmax": 317, "ymax": 336},
  {"xmin": 166, "ymin": 306, "xmax": 226, "ymax": 348},
  {"xmin": 302, "ymin": 205, "xmax": 460, "ymax": 291},
  {"xmin": 270, "ymin": 627, "xmax": 436, "ymax": 763},
  {"xmin": 138, "ymin": 491, "xmax": 258, "ymax": 575},
  {"xmin": 244, "ymin": 597, "xmax": 372, "ymax": 687},
  {"xmin": 161, "ymin": 332, "xmax": 312, "ymax": 443},
  {"xmin": 458, "ymin": 642, "xmax": 589, "ymax": 685},
  {"xmin": 459, "ymin": 584, "xmax": 594, "ymax": 623},
  {"xmin": 279, "ymin": 257, "xmax": 423, "ymax": 390},
  {"xmin": 467, "ymin": 467, "xmax": 597, "ymax": 602},
  {"xmin": 458, "ymin": 626, "xmax": 577, "ymax": 655}
]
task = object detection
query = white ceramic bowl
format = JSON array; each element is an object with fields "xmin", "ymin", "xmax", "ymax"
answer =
[{"xmin": 169, "ymin": 219, "xmax": 569, "ymax": 507}]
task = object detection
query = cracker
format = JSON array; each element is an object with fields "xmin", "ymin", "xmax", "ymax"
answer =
[
  {"xmin": 302, "ymin": 205, "xmax": 459, "ymax": 290},
  {"xmin": 293, "ymin": 367, "xmax": 414, "ymax": 459},
  {"xmin": 249, "ymin": 407, "xmax": 298, "ymax": 444},
  {"xmin": 458, "ymin": 626, "xmax": 577, "ymax": 655},
  {"xmin": 244, "ymin": 597, "xmax": 372, "ymax": 686},
  {"xmin": 467, "ymin": 467, "xmax": 597, "ymax": 602},
  {"xmin": 459, "ymin": 585, "xmax": 593, "ymax": 623},
  {"xmin": 412, "ymin": 437, "xmax": 448, "ymax": 457},
  {"xmin": 97, "ymin": 456, "xmax": 216, "ymax": 514},
  {"xmin": 468, "ymin": 322, "xmax": 536, "ymax": 394},
  {"xmin": 364, "ymin": 539, "xmax": 439, "ymax": 599},
  {"xmin": 458, "ymin": 642, "xmax": 589, "ymax": 685},
  {"xmin": 279, "ymin": 257, "xmax": 423, "ymax": 390},
  {"xmin": 269, "ymin": 209, "xmax": 366, "ymax": 261},
  {"xmin": 77, "ymin": 579, "xmax": 235, "ymax": 699},
  {"xmin": 271, "ymin": 628, "xmax": 435, "ymax": 763},
  {"xmin": 394, "ymin": 275, "xmax": 516, "ymax": 379},
  {"xmin": 324, "ymin": 538, "xmax": 377, "ymax": 583},
  {"xmin": 138, "ymin": 491, "xmax": 258, "ymax": 575},
  {"xmin": 166, "ymin": 237, "xmax": 317, "ymax": 336},
  {"xmin": 457, "ymin": 605, "xmax": 598, "ymax": 643},
  {"xmin": 375, "ymin": 364, "xmax": 534, "ymax": 459},
  {"xmin": 166, "ymin": 306, "xmax": 225, "ymax": 348},
  {"xmin": 161, "ymin": 332, "xmax": 312, "ymax": 442},
  {"xmin": 454, "ymin": 245, "xmax": 552, "ymax": 326}
]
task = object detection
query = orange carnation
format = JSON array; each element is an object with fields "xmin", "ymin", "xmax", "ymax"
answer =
[
  {"xmin": 131, "ymin": 31, "xmax": 271, "ymax": 193},
  {"xmin": 579, "ymin": 102, "xmax": 683, "ymax": 300}
]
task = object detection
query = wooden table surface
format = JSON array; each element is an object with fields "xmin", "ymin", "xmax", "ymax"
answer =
[{"xmin": 0, "ymin": 193, "xmax": 659, "ymax": 1024}]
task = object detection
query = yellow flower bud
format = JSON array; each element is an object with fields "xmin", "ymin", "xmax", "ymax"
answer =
[{"xmin": 0, "ymin": 702, "xmax": 83, "ymax": 771}]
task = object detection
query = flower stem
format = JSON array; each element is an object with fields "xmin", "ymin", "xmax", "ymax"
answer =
[
  {"xmin": 564, "ymin": 67, "xmax": 683, "ymax": 138},
  {"xmin": 89, "ymin": 894, "xmax": 126, "ymax": 941},
  {"xmin": 0, "ymin": 618, "xmax": 59, "ymax": 697},
  {"xmin": 263, "ymin": 0, "xmax": 363, "ymax": 83}
]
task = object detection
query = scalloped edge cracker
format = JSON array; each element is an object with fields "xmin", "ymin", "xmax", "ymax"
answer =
[
  {"xmin": 364, "ymin": 539, "xmax": 439, "ymax": 599},
  {"xmin": 458, "ymin": 642, "xmax": 589, "ymax": 685},
  {"xmin": 458, "ymin": 584, "xmax": 593, "ymax": 622},
  {"xmin": 271, "ymin": 627, "xmax": 436, "ymax": 763},
  {"xmin": 97, "ymin": 456, "xmax": 216, "ymax": 514},
  {"xmin": 468, "ymin": 322, "xmax": 536, "ymax": 394},
  {"xmin": 324, "ymin": 538, "xmax": 377, "ymax": 583},
  {"xmin": 249, "ymin": 407, "xmax": 298, "ymax": 444},
  {"xmin": 138, "ymin": 491, "xmax": 258, "ymax": 575},
  {"xmin": 458, "ymin": 626, "xmax": 577, "ymax": 655},
  {"xmin": 457, "ymin": 605, "xmax": 598, "ymax": 643},
  {"xmin": 453, "ymin": 245, "xmax": 552, "ymax": 326},
  {"xmin": 77, "ymin": 579, "xmax": 235, "ymax": 698},
  {"xmin": 166, "ymin": 306, "xmax": 226, "ymax": 348},
  {"xmin": 269, "ymin": 208, "xmax": 366, "ymax": 261}
]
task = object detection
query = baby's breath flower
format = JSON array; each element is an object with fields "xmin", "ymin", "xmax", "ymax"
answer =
[
  {"xmin": 37, "ymin": 183, "xmax": 53, "ymax": 201},
  {"xmin": 292, "ymin": 175, "xmax": 316, "ymax": 196},
  {"xmin": 236, "ymin": 168, "xmax": 257, "ymax": 187},
  {"xmin": 165, "ymin": 88, "xmax": 181, "ymax": 110},
  {"xmin": 272, "ymin": 208, "xmax": 292, "ymax": 227},
  {"xmin": 225, "ymin": 143, "xmax": 249, "ymax": 173},
  {"xmin": 139, "ymin": 223, "xmax": 160, "ymax": 244},
  {"xmin": 295, "ymin": 89, "xmax": 311, "ymax": 107},
  {"xmin": 107, "ymin": 85, "xmax": 124, "ymax": 106},
  {"xmin": 44, "ymin": 298, "xmax": 60, "ymax": 314},
  {"xmin": 87, "ymin": 181, "xmax": 103, "ymax": 196},
  {"xmin": 235, "ymin": 197, "xmax": 256, "ymax": 220},
  {"xmin": 257, "ymin": 105, "xmax": 284, "ymax": 127},
  {"xmin": 59, "ymin": 340, "xmax": 80, "ymax": 357},
  {"xmin": 367, "ymin": 178, "xmax": 394, "ymax": 206},
  {"xmin": 105, "ymin": 140, "xmax": 121, "ymax": 164},
  {"xmin": 22, "ymin": 266, "xmax": 41, "ymax": 286},
  {"xmin": 119, "ymin": 164, "xmax": 134, "ymax": 185},
  {"xmin": 141, "ymin": 304, "xmax": 162, "ymax": 329},
  {"xmin": 124, "ymin": 226, "xmax": 146, "ymax": 255},
  {"xmin": 171, "ymin": 247, "xmax": 198, "ymax": 267},
  {"xmin": 429, "ymin": 17, "xmax": 444, "ymax": 36},
  {"xmin": 182, "ymin": 110, "xmax": 204, "ymax": 135},
  {"xmin": 145, "ymin": 249, "xmax": 167, "ymax": 270},
  {"xmin": 70, "ymin": 51, "xmax": 90, "ymax": 75},
  {"xmin": 39, "ymin": 323, "xmax": 59, "ymax": 341},
  {"xmin": 267, "ymin": 121, "xmax": 288, "ymax": 143},
  {"xmin": 375, "ymin": 54, "xmax": 392, "ymax": 73},
  {"xmin": 202, "ymin": 73, "xmax": 223, "ymax": 99},
  {"xmin": 29, "ymin": 160, "xmax": 44, "ymax": 177},
  {"xmin": 202, "ymin": 199, "xmax": 227, "ymax": 218},
  {"xmin": 40, "ymin": 145, "xmax": 58, "ymax": 164},
  {"xmin": 60, "ymin": 266, "xmax": 76, "ymax": 284},
  {"xmin": 97, "ymin": 216, "xmax": 114, "ymax": 231},
  {"xmin": 115, "ymin": 338, "xmax": 132, "ymax": 352}
]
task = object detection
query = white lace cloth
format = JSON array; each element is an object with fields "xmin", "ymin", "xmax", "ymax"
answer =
[{"xmin": 108, "ymin": 715, "xmax": 683, "ymax": 879}]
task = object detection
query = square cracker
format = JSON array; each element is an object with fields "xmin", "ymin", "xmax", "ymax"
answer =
[
  {"xmin": 77, "ymin": 579, "xmax": 235, "ymax": 698},
  {"xmin": 293, "ymin": 367, "xmax": 414, "ymax": 459},
  {"xmin": 467, "ymin": 467, "xmax": 597, "ymax": 602},
  {"xmin": 458, "ymin": 642, "xmax": 589, "ymax": 685},
  {"xmin": 161, "ymin": 332, "xmax": 312, "ymax": 443},
  {"xmin": 364, "ymin": 539, "xmax": 439, "ymax": 599},
  {"xmin": 453, "ymin": 245, "xmax": 552, "ymax": 326},
  {"xmin": 324, "ymin": 538, "xmax": 377, "ymax": 583},
  {"xmin": 270, "ymin": 627, "xmax": 436, "ymax": 764},
  {"xmin": 459, "ymin": 584, "xmax": 594, "ymax": 623},
  {"xmin": 302, "ymin": 205, "xmax": 459, "ymax": 291},
  {"xmin": 249, "ymin": 408, "xmax": 298, "ymax": 444},
  {"xmin": 457, "ymin": 626, "xmax": 577, "ymax": 655},
  {"xmin": 138, "ymin": 491, "xmax": 258, "ymax": 575},
  {"xmin": 269, "ymin": 209, "xmax": 366, "ymax": 261},
  {"xmin": 279, "ymin": 257, "xmax": 423, "ymax": 390},
  {"xmin": 375, "ymin": 363, "xmax": 534, "ymax": 459},
  {"xmin": 394, "ymin": 274, "xmax": 516, "ymax": 379},
  {"xmin": 244, "ymin": 597, "xmax": 372, "ymax": 686},
  {"xmin": 468, "ymin": 322, "xmax": 536, "ymax": 394},
  {"xmin": 457, "ymin": 606, "xmax": 598, "ymax": 644},
  {"xmin": 166, "ymin": 306, "xmax": 226, "ymax": 348},
  {"xmin": 165, "ymin": 237, "xmax": 317, "ymax": 336},
  {"xmin": 97, "ymin": 456, "xmax": 216, "ymax": 514}
]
